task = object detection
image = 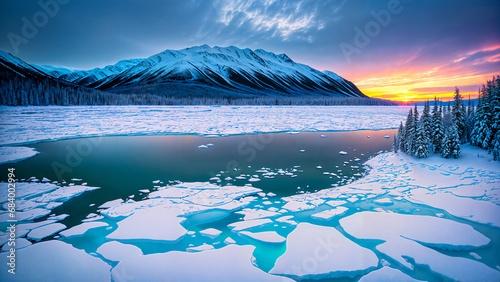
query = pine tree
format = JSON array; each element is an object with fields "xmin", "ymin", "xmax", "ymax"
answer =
[
  {"xmin": 393, "ymin": 134, "xmax": 399, "ymax": 153},
  {"xmin": 414, "ymin": 120, "xmax": 429, "ymax": 158},
  {"xmin": 432, "ymin": 99, "xmax": 445, "ymax": 153},
  {"xmin": 492, "ymin": 131, "xmax": 500, "ymax": 161},
  {"xmin": 443, "ymin": 101, "xmax": 452, "ymax": 128},
  {"xmin": 421, "ymin": 100, "xmax": 432, "ymax": 144},
  {"xmin": 442, "ymin": 125, "xmax": 461, "ymax": 158},
  {"xmin": 411, "ymin": 104, "xmax": 419, "ymax": 155},
  {"xmin": 451, "ymin": 87, "xmax": 466, "ymax": 142},
  {"xmin": 398, "ymin": 121, "xmax": 406, "ymax": 153},
  {"xmin": 472, "ymin": 85, "xmax": 492, "ymax": 149},
  {"xmin": 490, "ymin": 76, "xmax": 500, "ymax": 147},
  {"xmin": 404, "ymin": 108, "xmax": 415, "ymax": 155}
]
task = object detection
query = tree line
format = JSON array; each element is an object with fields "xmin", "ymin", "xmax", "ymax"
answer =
[
  {"xmin": 393, "ymin": 75, "xmax": 500, "ymax": 161},
  {"xmin": 0, "ymin": 69, "xmax": 398, "ymax": 106}
]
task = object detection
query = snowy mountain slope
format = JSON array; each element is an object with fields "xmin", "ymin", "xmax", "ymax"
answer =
[
  {"xmin": 86, "ymin": 45, "xmax": 365, "ymax": 97},
  {"xmin": 0, "ymin": 50, "xmax": 53, "ymax": 79},
  {"xmin": 37, "ymin": 58, "xmax": 143, "ymax": 86}
]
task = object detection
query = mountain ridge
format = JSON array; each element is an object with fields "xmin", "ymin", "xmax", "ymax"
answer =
[{"xmin": 1, "ymin": 45, "xmax": 366, "ymax": 98}]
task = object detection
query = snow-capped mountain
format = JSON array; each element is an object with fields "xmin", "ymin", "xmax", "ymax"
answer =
[
  {"xmin": 1, "ymin": 45, "xmax": 365, "ymax": 98},
  {"xmin": 36, "ymin": 59, "xmax": 144, "ymax": 86}
]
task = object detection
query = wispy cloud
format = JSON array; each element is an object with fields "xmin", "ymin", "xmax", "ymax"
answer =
[{"xmin": 214, "ymin": 0, "xmax": 330, "ymax": 41}]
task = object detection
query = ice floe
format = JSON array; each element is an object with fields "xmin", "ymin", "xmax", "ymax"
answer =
[
  {"xmin": 199, "ymin": 228, "xmax": 222, "ymax": 239},
  {"xmin": 340, "ymin": 211, "xmax": 490, "ymax": 250},
  {"xmin": 60, "ymin": 222, "xmax": 109, "ymax": 238},
  {"xmin": 270, "ymin": 223, "xmax": 378, "ymax": 279},
  {"xmin": 107, "ymin": 207, "xmax": 186, "ymax": 242},
  {"xmin": 311, "ymin": 207, "xmax": 348, "ymax": 220},
  {"xmin": 97, "ymin": 241, "xmax": 143, "ymax": 262},
  {"xmin": 358, "ymin": 266, "xmax": 421, "ymax": 281},
  {"xmin": 340, "ymin": 211, "xmax": 500, "ymax": 280},
  {"xmin": 235, "ymin": 208, "xmax": 280, "ymax": 220},
  {"xmin": 0, "ymin": 146, "xmax": 38, "ymax": 164},
  {"xmin": 27, "ymin": 223, "xmax": 66, "ymax": 241},
  {"xmin": 377, "ymin": 237, "xmax": 500, "ymax": 281},
  {"xmin": 238, "ymin": 231, "xmax": 285, "ymax": 244},
  {"xmin": 228, "ymin": 218, "xmax": 273, "ymax": 232},
  {"xmin": 1, "ymin": 238, "xmax": 31, "ymax": 252},
  {"xmin": 0, "ymin": 240, "xmax": 111, "ymax": 281},
  {"xmin": 187, "ymin": 243, "xmax": 215, "ymax": 252},
  {"xmin": 112, "ymin": 244, "xmax": 292, "ymax": 281}
]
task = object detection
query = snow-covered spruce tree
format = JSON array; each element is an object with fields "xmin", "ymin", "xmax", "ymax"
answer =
[
  {"xmin": 472, "ymin": 85, "xmax": 492, "ymax": 149},
  {"xmin": 411, "ymin": 104, "xmax": 419, "ymax": 155},
  {"xmin": 404, "ymin": 108, "xmax": 414, "ymax": 155},
  {"xmin": 397, "ymin": 121, "xmax": 405, "ymax": 153},
  {"xmin": 421, "ymin": 100, "xmax": 432, "ymax": 144},
  {"xmin": 489, "ymin": 77, "xmax": 500, "ymax": 148},
  {"xmin": 443, "ymin": 101, "xmax": 452, "ymax": 128},
  {"xmin": 392, "ymin": 134, "xmax": 399, "ymax": 153},
  {"xmin": 470, "ymin": 91, "xmax": 483, "ymax": 146},
  {"xmin": 442, "ymin": 125, "xmax": 461, "ymax": 158},
  {"xmin": 464, "ymin": 95, "xmax": 475, "ymax": 143},
  {"xmin": 432, "ymin": 99, "xmax": 445, "ymax": 153},
  {"xmin": 492, "ymin": 131, "xmax": 500, "ymax": 161},
  {"xmin": 451, "ymin": 87, "xmax": 466, "ymax": 142},
  {"xmin": 414, "ymin": 120, "xmax": 429, "ymax": 158}
]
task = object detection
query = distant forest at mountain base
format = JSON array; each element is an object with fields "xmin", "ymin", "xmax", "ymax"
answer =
[{"xmin": 0, "ymin": 69, "xmax": 398, "ymax": 106}]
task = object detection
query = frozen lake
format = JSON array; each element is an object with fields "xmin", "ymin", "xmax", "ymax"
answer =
[{"xmin": 0, "ymin": 106, "xmax": 499, "ymax": 281}]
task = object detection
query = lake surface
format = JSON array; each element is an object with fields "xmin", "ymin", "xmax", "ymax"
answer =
[
  {"xmin": 3, "ymin": 130, "xmax": 393, "ymax": 222},
  {"xmin": 2, "ymin": 129, "xmax": 499, "ymax": 281}
]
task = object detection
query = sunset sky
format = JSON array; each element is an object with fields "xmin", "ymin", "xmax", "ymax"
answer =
[{"xmin": 1, "ymin": 0, "xmax": 499, "ymax": 102}]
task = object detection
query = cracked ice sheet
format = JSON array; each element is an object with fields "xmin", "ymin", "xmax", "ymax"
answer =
[
  {"xmin": 288, "ymin": 145, "xmax": 500, "ymax": 227},
  {"xmin": 0, "ymin": 146, "xmax": 38, "ymax": 164},
  {"xmin": 101, "ymin": 182, "xmax": 260, "ymax": 219},
  {"xmin": 378, "ymin": 237, "xmax": 500, "ymax": 281},
  {"xmin": 405, "ymin": 188, "xmax": 500, "ymax": 227},
  {"xmin": 270, "ymin": 223, "xmax": 378, "ymax": 279},
  {"xmin": 340, "ymin": 212, "xmax": 490, "ymax": 250},
  {"xmin": 0, "ymin": 106, "xmax": 409, "ymax": 145},
  {"xmin": 112, "ymin": 244, "xmax": 293, "ymax": 281},
  {"xmin": 340, "ymin": 211, "xmax": 500, "ymax": 281},
  {"xmin": 0, "ymin": 182, "xmax": 99, "ymax": 224}
]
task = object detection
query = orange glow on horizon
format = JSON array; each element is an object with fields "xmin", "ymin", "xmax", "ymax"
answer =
[{"xmin": 346, "ymin": 44, "xmax": 500, "ymax": 103}]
